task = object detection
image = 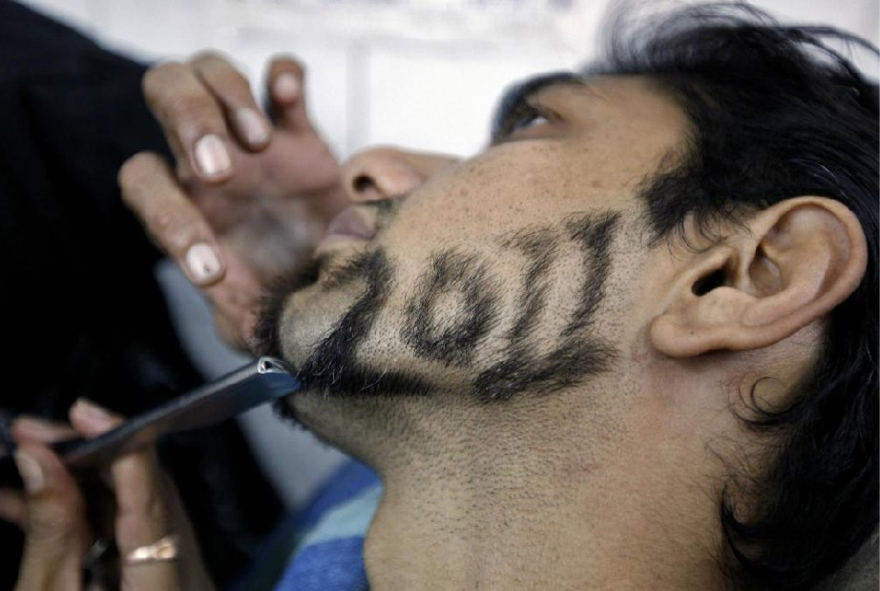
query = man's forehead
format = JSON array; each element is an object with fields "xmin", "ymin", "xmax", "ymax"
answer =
[{"xmin": 546, "ymin": 75, "xmax": 673, "ymax": 105}]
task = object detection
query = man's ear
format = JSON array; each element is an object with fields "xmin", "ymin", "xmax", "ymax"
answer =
[{"xmin": 651, "ymin": 197, "xmax": 868, "ymax": 358}]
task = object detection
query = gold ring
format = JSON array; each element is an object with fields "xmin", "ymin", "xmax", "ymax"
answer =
[{"xmin": 123, "ymin": 534, "xmax": 179, "ymax": 566}]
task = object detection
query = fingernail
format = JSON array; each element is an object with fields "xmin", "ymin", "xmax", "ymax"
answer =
[
  {"xmin": 15, "ymin": 452, "xmax": 44, "ymax": 493},
  {"xmin": 74, "ymin": 398, "xmax": 112, "ymax": 422},
  {"xmin": 235, "ymin": 108, "xmax": 270, "ymax": 145},
  {"xmin": 274, "ymin": 73, "xmax": 299, "ymax": 100},
  {"xmin": 194, "ymin": 134, "xmax": 231, "ymax": 178},
  {"xmin": 185, "ymin": 242, "xmax": 223, "ymax": 283}
]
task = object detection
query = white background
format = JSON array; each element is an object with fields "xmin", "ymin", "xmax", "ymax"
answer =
[{"xmin": 18, "ymin": 0, "xmax": 879, "ymax": 158}]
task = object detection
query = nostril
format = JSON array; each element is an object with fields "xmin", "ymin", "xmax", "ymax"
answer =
[{"xmin": 352, "ymin": 175, "xmax": 374, "ymax": 193}]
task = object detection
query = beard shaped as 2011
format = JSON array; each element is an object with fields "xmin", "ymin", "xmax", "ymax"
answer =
[{"xmin": 254, "ymin": 211, "xmax": 621, "ymax": 421}]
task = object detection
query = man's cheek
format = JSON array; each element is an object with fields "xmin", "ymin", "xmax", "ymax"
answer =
[{"xmin": 400, "ymin": 249, "xmax": 502, "ymax": 367}]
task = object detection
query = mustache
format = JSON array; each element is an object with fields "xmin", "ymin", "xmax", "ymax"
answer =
[{"xmin": 252, "ymin": 197, "xmax": 403, "ymax": 359}]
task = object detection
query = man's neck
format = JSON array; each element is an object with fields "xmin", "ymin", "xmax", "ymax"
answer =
[{"xmin": 361, "ymin": 406, "xmax": 725, "ymax": 590}]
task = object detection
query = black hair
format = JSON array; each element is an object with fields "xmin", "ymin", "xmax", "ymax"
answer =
[{"xmin": 592, "ymin": 3, "xmax": 878, "ymax": 589}]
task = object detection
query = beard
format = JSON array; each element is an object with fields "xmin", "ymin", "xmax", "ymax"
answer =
[
  {"xmin": 254, "ymin": 247, "xmax": 436, "ymax": 426},
  {"xmin": 254, "ymin": 211, "xmax": 622, "ymax": 426}
]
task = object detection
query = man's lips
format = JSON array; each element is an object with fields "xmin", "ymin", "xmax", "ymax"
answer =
[{"xmin": 317, "ymin": 206, "xmax": 377, "ymax": 251}]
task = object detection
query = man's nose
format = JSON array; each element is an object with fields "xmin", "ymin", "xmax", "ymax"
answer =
[{"xmin": 340, "ymin": 147, "xmax": 458, "ymax": 203}]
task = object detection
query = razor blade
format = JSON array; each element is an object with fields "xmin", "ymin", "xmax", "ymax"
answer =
[{"xmin": 47, "ymin": 356, "xmax": 300, "ymax": 469}]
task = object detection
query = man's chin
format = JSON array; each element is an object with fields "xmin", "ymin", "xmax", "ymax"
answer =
[
  {"xmin": 269, "ymin": 393, "xmax": 355, "ymax": 459},
  {"xmin": 261, "ymin": 245, "xmax": 434, "ymax": 424},
  {"xmin": 299, "ymin": 363, "xmax": 435, "ymax": 398},
  {"xmin": 271, "ymin": 394, "xmax": 305, "ymax": 429},
  {"xmin": 268, "ymin": 380, "xmax": 425, "ymax": 468},
  {"xmin": 269, "ymin": 360, "xmax": 436, "ymax": 441}
]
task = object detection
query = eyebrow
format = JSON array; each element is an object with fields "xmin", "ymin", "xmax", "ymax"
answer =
[{"xmin": 489, "ymin": 71, "xmax": 584, "ymax": 144}]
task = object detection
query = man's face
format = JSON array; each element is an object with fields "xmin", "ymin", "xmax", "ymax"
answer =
[{"xmin": 263, "ymin": 75, "xmax": 688, "ymax": 425}]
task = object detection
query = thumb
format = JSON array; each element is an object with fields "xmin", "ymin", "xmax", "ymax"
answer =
[{"xmin": 14, "ymin": 444, "xmax": 90, "ymax": 590}]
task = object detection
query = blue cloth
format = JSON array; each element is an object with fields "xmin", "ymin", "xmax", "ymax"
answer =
[
  {"xmin": 273, "ymin": 483, "xmax": 382, "ymax": 591},
  {"xmin": 275, "ymin": 537, "xmax": 369, "ymax": 591},
  {"xmin": 232, "ymin": 459, "xmax": 382, "ymax": 591}
]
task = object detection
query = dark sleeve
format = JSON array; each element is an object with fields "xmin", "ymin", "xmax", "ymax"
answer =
[
  {"xmin": 0, "ymin": 0, "xmax": 178, "ymax": 417},
  {"xmin": 0, "ymin": 1, "xmax": 283, "ymax": 587}
]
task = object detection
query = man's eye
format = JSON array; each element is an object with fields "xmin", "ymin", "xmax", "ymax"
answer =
[
  {"xmin": 491, "ymin": 101, "xmax": 557, "ymax": 144},
  {"xmin": 498, "ymin": 104, "xmax": 556, "ymax": 141},
  {"xmin": 511, "ymin": 111, "xmax": 550, "ymax": 133}
]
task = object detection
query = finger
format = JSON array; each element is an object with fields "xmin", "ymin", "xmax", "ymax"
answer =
[
  {"xmin": 119, "ymin": 152, "xmax": 226, "ymax": 287},
  {"xmin": 12, "ymin": 416, "xmax": 78, "ymax": 444},
  {"xmin": 68, "ymin": 399, "xmax": 126, "ymax": 490},
  {"xmin": 266, "ymin": 56, "xmax": 314, "ymax": 132},
  {"xmin": 0, "ymin": 487, "xmax": 27, "ymax": 529},
  {"xmin": 114, "ymin": 450, "xmax": 178, "ymax": 591},
  {"xmin": 69, "ymin": 401, "xmax": 179, "ymax": 588},
  {"xmin": 14, "ymin": 443, "xmax": 90, "ymax": 589},
  {"xmin": 208, "ymin": 254, "xmax": 265, "ymax": 349},
  {"xmin": 142, "ymin": 60, "xmax": 233, "ymax": 182},
  {"xmin": 191, "ymin": 52, "xmax": 272, "ymax": 150},
  {"xmin": 69, "ymin": 398, "xmax": 125, "ymax": 438}
]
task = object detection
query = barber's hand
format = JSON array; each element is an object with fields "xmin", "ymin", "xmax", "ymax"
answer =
[
  {"xmin": 120, "ymin": 53, "xmax": 349, "ymax": 349},
  {"xmin": 0, "ymin": 402, "xmax": 212, "ymax": 590}
]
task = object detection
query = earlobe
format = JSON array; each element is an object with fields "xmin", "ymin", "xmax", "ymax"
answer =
[{"xmin": 651, "ymin": 197, "xmax": 868, "ymax": 358}]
